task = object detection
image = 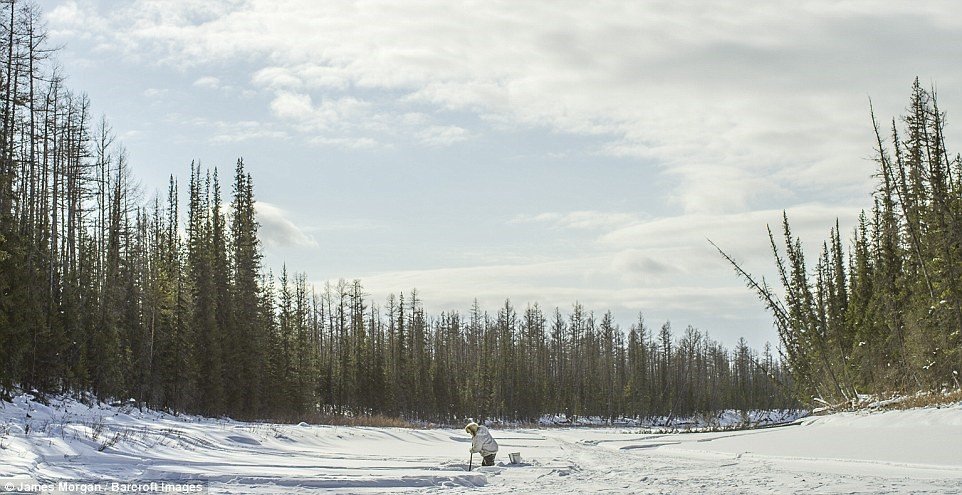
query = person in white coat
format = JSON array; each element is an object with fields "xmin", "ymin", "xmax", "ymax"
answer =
[{"xmin": 465, "ymin": 422, "xmax": 499, "ymax": 466}]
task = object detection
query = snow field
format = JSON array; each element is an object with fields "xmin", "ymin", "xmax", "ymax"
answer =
[{"xmin": 2, "ymin": 395, "xmax": 961, "ymax": 494}]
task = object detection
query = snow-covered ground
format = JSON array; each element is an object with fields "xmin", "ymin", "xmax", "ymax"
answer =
[{"xmin": 2, "ymin": 395, "xmax": 961, "ymax": 494}]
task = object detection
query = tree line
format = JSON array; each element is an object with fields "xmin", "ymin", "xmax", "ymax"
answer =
[
  {"xmin": 0, "ymin": 1, "xmax": 794, "ymax": 422},
  {"xmin": 722, "ymin": 79, "xmax": 962, "ymax": 407},
  {"xmin": 288, "ymin": 291, "xmax": 792, "ymax": 422}
]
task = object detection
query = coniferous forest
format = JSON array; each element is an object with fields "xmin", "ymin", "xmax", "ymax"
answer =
[
  {"xmin": 725, "ymin": 80, "xmax": 962, "ymax": 407},
  {"xmin": 1, "ymin": 2, "xmax": 798, "ymax": 423}
]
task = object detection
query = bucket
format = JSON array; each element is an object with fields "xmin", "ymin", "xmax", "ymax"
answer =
[{"xmin": 508, "ymin": 452, "xmax": 522, "ymax": 464}]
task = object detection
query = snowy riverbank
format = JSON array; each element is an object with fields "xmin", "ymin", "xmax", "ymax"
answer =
[{"xmin": 1, "ymin": 394, "xmax": 960, "ymax": 494}]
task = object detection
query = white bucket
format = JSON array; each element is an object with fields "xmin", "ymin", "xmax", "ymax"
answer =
[{"xmin": 508, "ymin": 452, "xmax": 522, "ymax": 464}]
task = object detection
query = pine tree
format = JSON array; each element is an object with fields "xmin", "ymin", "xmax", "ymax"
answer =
[{"xmin": 228, "ymin": 159, "xmax": 264, "ymax": 418}]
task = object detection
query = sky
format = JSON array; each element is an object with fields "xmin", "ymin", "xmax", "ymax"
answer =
[{"xmin": 37, "ymin": 0, "xmax": 962, "ymax": 348}]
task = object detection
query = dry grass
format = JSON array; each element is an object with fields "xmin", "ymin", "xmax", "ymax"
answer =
[
  {"xmin": 306, "ymin": 414, "xmax": 418, "ymax": 429},
  {"xmin": 812, "ymin": 388, "xmax": 962, "ymax": 415},
  {"xmin": 878, "ymin": 389, "xmax": 962, "ymax": 410}
]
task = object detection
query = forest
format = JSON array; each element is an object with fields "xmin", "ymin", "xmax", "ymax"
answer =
[
  {"xmin": 0, "ymin": 1, "xmax": 794, "ymax": 423},
  {"xmin": 724, "ymin": 79, "xmax": 962, "ymax": 407}
]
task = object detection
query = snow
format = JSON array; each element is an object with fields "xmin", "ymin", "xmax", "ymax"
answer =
[
  {"xmin": 2, "ymin": 395, "xmax": 961, "ymax": 494},
  {"xmin": 537, "ymin": 409, "xmax": 803, "ymax": 430}
]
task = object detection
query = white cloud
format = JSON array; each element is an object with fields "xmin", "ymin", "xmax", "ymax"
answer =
[
  {"xmin": 308, "ymin": 136, "xmax": 379, "ymax": 149},
  {"xmin": 511, "ymin": 211, "xmax": 643, "ymax": 230},
  {"xmin": 58, "ymin": 0, "xmax": 962, "ymax": 216},
  {"xmin": 252, "ymin": 64, "xmax": 349, "ymax": 91},
  {"xmin": 265, "ymin": 91, "xmax": 466, "ymax": 148},
  {"xmin": 416, "ymin": 125, "xmax": 470, "ymax": 146},
  {"xmin": 210, "ymin": 127, "xmax": 287, "ymax": 143},
  {"xmin": 255, "ymin": 202, "xmax": 318, "ymax": 248},
  {"xmin": 121, "ymin": 129, "xmax": 144, "ymax": 141},
  {"xmin": 143, "ymin": 88, "xmax": 168, "ymax": 98},
  {"xmin": 268, "ymin": 93, "xmax": 372, "ymax": 131},
  {"xmin": 269, "ymin": 91, "xmax": 314, "ymax": 121},
  {"xmin": 252, "ymin": 67, "xmax": 304, "ymax": 91},
  {"xmin": 46, "ymin": 0, "xmax": 82, "ymax": 25},
  {"xmin": 45, "ymin": 0, "xmax": 106, "ymax": 37},
  {"xmin": 180, "ymin": 117, "xmax": 288, "ymax": 143},
  {"xmin": 193, "ymin": 76, "xmax": 221, "ymax": 89}
]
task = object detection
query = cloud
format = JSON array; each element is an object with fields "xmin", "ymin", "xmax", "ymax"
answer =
[
  {"xmin": 45, "ymin": 1, "xmax": 106, "ymax": 38},
  {"xmin": 252, "ymin": 67, "xmax": 304, "ymax": 91},
  {"xmin": 268, "ymin": 93, "xmax": 372, "ymax": 131},
  {"xmin": 121, "ymin": 130, "xmax": 144, "ymax": 141},
  {"xmin": 270, "ymin": 91, "xmax": 314, "ymax": 120},
  {"xmin": 476, "ymin": 203, "xmax": 865, "ymax": 340},
  {"xmin": 252, "ymin": 64, "xmax": 349, "ymax": 91},
  {"xmin": 511, "ymin": 211, "xmax": 643, "ymax": 230},
  {"xmin": 178, "ymin": 117, "xmax": 288, "ymax": 143},
  {"xmin": 193, "ymin": 76, "xmax": 221, "ymax": 89},
  {"xmin": 264, "ymin": 91, "xmax": 470, "ymax": 148},
  {"xmin": 301, "ymin": 219, "xmax": 385, "ymax": 233},
  {"xmin": 416, "ymin": 125, "xmax": 470, "ymax": 146},
  {"xmin": 610, "ymin": 249, "xmax": 680, "ymax": 278},
  {"xmin": 46, "ymin": 0, "xmax": 82, "ymax": 26},
  {"xmin": 143, "ymin": 88, "xmax": 168, "ymax": 98},
  {"xmin": 600, "ymin": 203, "xmax": 864, "ymax": 254},
  {"xmin": 56, "ymin": 0, "xmax": 962, "ymax": 216},
  {"xmin": 192, "ymin": 76, "xmax": 256, "ymax": 97},
  {"xmin": 255, "ymin": 202, "xmax": 318, "ymax": 248},
  {"xmin": 308, "ymin": 136, "xmax": 379, "ymax": 149},
  {"xmin": 595, "ymin": 203, "xmax": 866, "ymax": 287}
]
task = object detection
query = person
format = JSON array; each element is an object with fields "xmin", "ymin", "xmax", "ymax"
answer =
[{"xmin": 465, "ymin": 422, "xmax": 499, "ymax": 466}]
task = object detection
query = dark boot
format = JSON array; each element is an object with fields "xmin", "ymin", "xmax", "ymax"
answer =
[{"xmin": 482, "ymin": 454, "xmax": 496, "ymax": 466}]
